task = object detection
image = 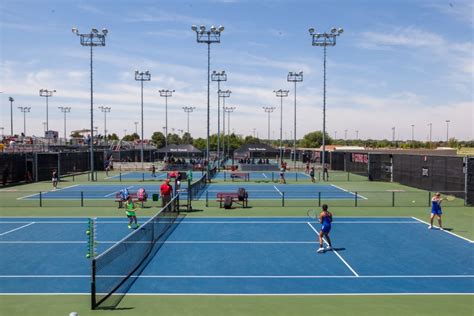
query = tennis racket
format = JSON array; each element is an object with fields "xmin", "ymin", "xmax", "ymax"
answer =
[
  {"xmin": 307, "ymin": 209, "xmax": 318, "ymax": 220},
  {"xmin": 444, "ymin": 195, "xmax": 455, "ymax": 202}
]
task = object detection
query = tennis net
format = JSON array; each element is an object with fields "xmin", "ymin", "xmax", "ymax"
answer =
[
  {"xmin": 188, "ymin": 173, "xmax": 207, "ymax": 200},
  {"xmin": 91, "ymin": 195, "xmax": 179, "ymax": 309}
]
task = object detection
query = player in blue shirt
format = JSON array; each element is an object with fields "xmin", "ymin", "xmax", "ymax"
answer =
[
  {"xmin": 317, "ymin": 204, "xmax": 333, "ymax": 253},
  {"xmin": 428, "ymin": 192, "xmax": 444, "ymax": 230}
]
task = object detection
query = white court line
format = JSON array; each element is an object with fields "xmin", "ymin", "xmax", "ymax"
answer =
[
  {"xmin": 16, "ymin": 184, "xmax": 81, "ymax": 200},
  {"xmin": 104, "ymin": 172, "xmax": 131, "ymax": 180},
  {"xmin": 0, "ymin": 221, "xmax": 422, "ymax": 225},
  {"xmin": 1, "ymin": 293, "xmax": 472, "ymax": 296},
  {"xmin": 411, "ymin": 217, "xmax": 474, "ymax": 243},
  {"xmin": 273, "ymin": 185, "xmax": 283, "ymax": 196},
  {"xmin": 0, "ymin": 222, "xmax": 35, "ymax": 236},
  {"xmin": 54, "ymin": 184, "xmax": 80, "ymax": 191},
  {"xmin": 104, "ymin": 185, "xmax": 135, "ymax": 198},
  {"xmin": 307, "ymin": 222, "xmax": 359, "ymax": 277},
  {"xmin": 262, "ymin": 173, "xmax": 268, "ymax": 179},
  {"xmin": 0, "ymin": 274, "xmax": 472, "ymax": 279},
  {"xmin": 330, "ymin": 184, "xmax": 368, "ymax": 200},
  {"xmin": 0, "ymin": 241, "xmax": 320, "ymax": 245},
  {"xmin": 298, "ymin": 172, "xmax": 311, "ymax": 178}
]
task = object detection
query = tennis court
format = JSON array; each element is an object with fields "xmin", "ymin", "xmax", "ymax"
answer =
[
  {"xmin": 1, "ymin": 216, "xmax": 472, "ymax": 297},
  {"xmin": 18, "ymin": 184, "xmax": 186, "ymax": 201},
  {"xmin": 104, "ymin": 171, "xmax": 169, "ymax": 181},
  {"xmin": 202, "ymin": 183, "xmax": 362, "ymax": 200}
]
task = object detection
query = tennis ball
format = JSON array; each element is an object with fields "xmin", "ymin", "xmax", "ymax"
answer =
[
  {"xmin": 412, "ymin": 200, "xmax": 416, "ymax": 203},
  {"xmin": 86, "ymin": 230, "xmax": 90, "ymax": 235},
  {"xmin": 86, "ymin": 253, "xmax": 90, "ymax": 258}
]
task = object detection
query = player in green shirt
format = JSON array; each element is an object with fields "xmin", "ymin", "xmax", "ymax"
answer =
[{"xmin": 125, "ymin": 196, "xmax": 139, "ymax": 229}]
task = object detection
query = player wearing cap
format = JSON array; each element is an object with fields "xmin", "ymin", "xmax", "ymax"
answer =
[
  {"xmin": 428, "ymin": 192, "xmax": 444, "ymax": 230},
  {"xmin": 160, "ymin": 178, "xmax": 173, "ymax": 211},
  {"xmin": 317, "ymin": 204, "xmax": 333, "ymax": 253}
]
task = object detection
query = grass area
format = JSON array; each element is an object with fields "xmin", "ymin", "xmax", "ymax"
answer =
[
  {"xmin": 1, "ymin": 295, "xmax": 473, "ymax": 316},
  {"xmin": 1, "ymin": 170, "xmax": 472, "ymax": 315}
]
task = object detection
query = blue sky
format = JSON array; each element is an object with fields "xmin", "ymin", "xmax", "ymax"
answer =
[{"xmin": 1, "ymin": 0, "xmax": 472, "ymax": 141}]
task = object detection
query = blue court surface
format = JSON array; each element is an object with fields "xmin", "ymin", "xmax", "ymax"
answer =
[
  {"xmin": 104, "ymin": 171, "xmax": 205, "ymax": 181},
  {"xmin": 202, "ymin": 183, "xmax": 362, "ymax": 200},
  {"xmin": 19, "ymin": 184, "xmax": 187, "ymax": 200},
  {"xmin": 0, "ymin": 216, "xmax": 472, "ymax": 295},
  {"xmin": 213, "ymin": 171, "xmax": 312, "ymax": 181}
]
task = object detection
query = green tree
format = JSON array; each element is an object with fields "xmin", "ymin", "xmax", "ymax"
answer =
[
  {"xmin": 182, "ymin": 132, "xmax": 193, "ymax": 144},
  {"xmin": 151, "ymin": 132, "xmax": 166, "ymax": 148},
  {"xmin": 193, "ymin": 138, "xmax": 206, "ymax": 150},
  {"xmin": 243, "ymin": 136, "xmax": 261, "ymax": 144},
  {"xmin": 108, "ymin": 133, "xmax": 119, "ymax": 141},
  {"xmin": 299, "ymin": 131, "xmax": 332, "ymax": 148},
  {"xmin": 167, "ymin": 133, "xmax": 181, "ymax": 145}
]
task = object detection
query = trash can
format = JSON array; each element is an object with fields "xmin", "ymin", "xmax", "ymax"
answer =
[{"xmin": 152, "ymin": 193, "xmax": 159, "ymax": 202}]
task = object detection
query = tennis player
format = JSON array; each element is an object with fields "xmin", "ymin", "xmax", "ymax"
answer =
[
  {"xmin": 52, "ymin": 169, "xmax": 58, "ymax": 190},
  {"xmin": 428, "ymin": 192, "xmax": 443, "ymax": 230},
  {"xmin": 125, "ymin": 196, "xmax": 139, "ymax": 229},
  {"xmin": 317, "ymin": 204, "xmax": 333, "ymax": 253},
  {"xmin": 309, "ymin": 167, "xmax": 316, "ymax": 183}
]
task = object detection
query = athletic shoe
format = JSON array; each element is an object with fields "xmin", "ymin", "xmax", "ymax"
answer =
[
  {"xmin": 439, "ymin": 227, "xmax": 444, "ymax": 231},
  {"xmin": 317, "ymin": 247, "xmax": 325, "ymax": 253},
  {"xmin": 428, "ymin": 225, "xmax": 432, "ymax": 229}
]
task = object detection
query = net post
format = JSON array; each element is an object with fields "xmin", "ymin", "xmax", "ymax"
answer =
[
  {"xmin": 428, "ymin": 191, "xmax": 431, "ymax": 207},
  {"xmin": 187, "ymin": 178, "xmax": 191, "ymax": 211},
  {"xmin": 224, "ymin": 172, "xmax": 226, "ymax": 182},
  {"xmin": 355, "ymin": 192, "xmax": 358, "ymax": 207},
  {"xmin": 296, "ymin": 172, "xmax": 298, "ymax": 182},
  {"xmin": 39, "ymin": 191, "xmax": 42, "ymax": 207},
  {"xmin": 142, "ymin": 173, "xmax": 145, "ymax": 182},
  {"xmin": 272, "ymin": 172, "xmax": 274, "ymax": 182},
  {"xmin": 347, "ymin": 172, "xmax": 350, "ymax": 181},
  {"xmin": 392, "ymin": 191, "xmax": 395, "ymax": 207},
  {"xmin": 120, "ymin": 172, "xmax": 122, "ymax": 182},
  {"xmin": 81, "ymin": 191, "xmax": 84, "ymax": 207},
  {"xmin": 318, "ymin": 191, "xmax": 321, "ymax": 207},
  {"xmin": 206, "ymin": 191, "xmax": 209, "ymax": 207},
  {"xmin": 91, "ymin": 258, "xmax": 97, "ymax": 310},
  {"xmin": 282, "ymin": 191, "xmax": 285, "ymax": 207}
]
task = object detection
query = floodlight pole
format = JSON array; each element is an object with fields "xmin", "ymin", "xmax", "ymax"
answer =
[
  {"xmin": 355, "ymin": 130, "xmax": 359, "ymax": 139},
  {"xmin": 224, "ymin": 106, "xmax": 235, "ymax": 158},
  {"xmin": 39, "ymin": 89, "xmax": 56, "ymax": 132},
  {"xmin": 192, "ymin": 24, "xmax": 224, "ymax": 180},
  {"xmin": 211, "ymin": 71, "xmax": 227, "ymax": 167},
  {"xmin": 72, "ymin": 27, "xmax": 107, "ymax": 181},
  {"xmin": 392, "ymin": 127, "xmax": 396, "ymax": 146},
  {"xmin": 273, "ymin": 89, "xmax": 289, "ymax": 165},
  {"xmin": 445, "ymin": 120, "xmax": 450, "ymax": 142},
  {"xmin": 17, "ymin": 106, "xmax": 31, "ymax": 136},
  {"xmin": 135, "ymin": 70, "xmax": 151, "ymax": 168},
  {"xmin": 411, "ymin": 124, "xmax": 415, "ymax": 143},
  {"xmin": 134, "ymin": 121, "xmax": 138, "ymax": 135},
  {"xmin": 58, "ymin": 107, "xmax": 71, "ymax": 141},
  {"xmin": 159, "ymin": 89, "xmax": 174, "ymax": 158},
  {"xmin": 9, "ymin": 97, "xmax": 14, "ymax": 135},
  {"xmin": 309, "ymin": 26, "xmax": 343, "ymax": 168},
  {"xmin": 262, "ymin": 106, "xmax": 276, "ymax": 143},
  {"xmin": 218, "ymin": 89, "xmax": 231, "ymax": 158},
  {"xmin": 428, "ymin": 123, "xmax": 433, "ymax": 148},
  {"xmin": 287, "ymin": 72, "xmax": 303, "ymax": 170},
  {"xmin": 98, "ymin": 106, "xmax": 111, "ymax": 145},
  {"xmin": 182, "ymin": 106, "xmax": 196, "ymax": 137}
]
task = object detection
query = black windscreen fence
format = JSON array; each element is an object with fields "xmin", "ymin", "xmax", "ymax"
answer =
[
  {"xmin": 393, "ymin": 154, "xmax": 466, "ymax": 198},
  {"xmin": 0, "ymin": 153, "xmax": 28, "ymax": 185},
  {"xmin": 368, "ymin": 154, "xmax": 392, "ymax": 182},
  {"xmin": 465, "ymin": 157, "xmax": 474, "ymax": 205}
]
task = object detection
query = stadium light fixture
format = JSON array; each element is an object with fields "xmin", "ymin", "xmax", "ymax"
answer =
[
  {"xmin": 211, "ymin": 70, "xmax": 228, "ymax": 166},
  {"xmin": 287, "ymin": 71, "xmax": 303, "ymax": 169},
  {"xmin": 72, "ymin": 26, "xmax": 108, "ymax": 181},
  {"xmin": 274, "ymin": 89, "xmax": 289, "ymax": 164},
  {"xmin": 135, "ymin": 70, "xmax": 152, "ymax": 168},
  {"xmin": 191, "ymin": 23, "xmax": 224, "ymax": 181},
  {"xmin": 308, "ymin": 26, "xmax": 343, "ymax": 168}
]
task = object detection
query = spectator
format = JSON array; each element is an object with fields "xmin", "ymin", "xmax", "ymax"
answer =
[{"xmin": 160, "ymin": 179, "xmax": 173, "ymax": 211}]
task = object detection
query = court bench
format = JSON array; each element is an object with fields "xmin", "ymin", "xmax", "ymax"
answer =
[
  {"xmin": 115, "ymin": 193, "xmax": 148, "ymax": 208},
  {"xmin": 224, "ymin": 172, "xmax": 250, "ymax": 182},
  {"xmin": 216, "ymin": 192, "xmax": 248, "ymax": 208}
]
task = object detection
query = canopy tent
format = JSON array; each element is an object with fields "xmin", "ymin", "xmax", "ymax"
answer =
[
  {"xmin": 233, "ymin": 143, "xmax": 279, "ymax": 159},
  {"xmin": 155, "ymin": 144, "xmax": 202, "ymax": 155}
]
